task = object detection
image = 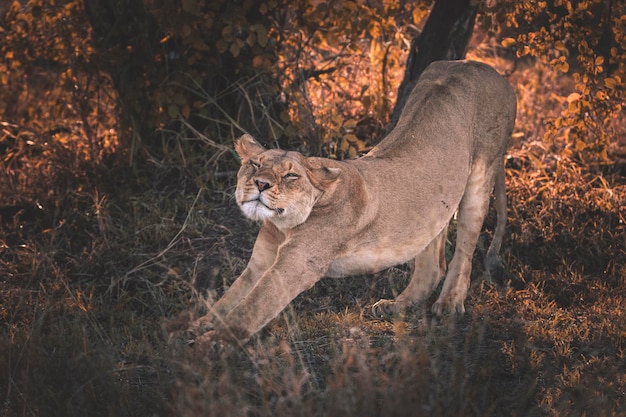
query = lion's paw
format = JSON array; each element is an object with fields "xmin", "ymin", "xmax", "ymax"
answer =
[
  {"xmin": 431, "ymin": 299, "xmax": 465, "ymax": 317},
  {"xmin": 372, "ymin": 299, "xmax": 399, "ymax": 319},
  {"xmin": 193, "ymin": 329, "xmax": 219, "ymax": 351},
  {"xmin": 163, "ymin": 311, "xmax": 199, "ymax": 347},
  {"xmin": 166, "ymin": 328, "xmax": 199, "ymax": 349},
  {"xmin": 163, "ymin": 312, "xmax": 220, "ymax": 349}
]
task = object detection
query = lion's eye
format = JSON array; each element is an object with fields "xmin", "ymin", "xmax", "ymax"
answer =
[
  {"xmin": 249, "ymin": 160, "xmax": 260, "ymax": 170},
  {"xmin": 283, "ymin": 172, "xmax": 300, "ymax": 180}
]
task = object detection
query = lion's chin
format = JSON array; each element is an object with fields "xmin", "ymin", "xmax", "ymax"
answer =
[
  {"xmin": 239, "ymin": 200, "xmax": 278, "ymax": 222},
  {"xmin": 239, "ymin": 200, "xmax": 314, "ymax": 230}
]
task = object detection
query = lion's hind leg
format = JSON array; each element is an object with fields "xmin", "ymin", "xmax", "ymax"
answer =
[
  {"xmin": 432, "ymin": 163, "xmax": 495, "ymax": 316},
  {"xmin": 484, "ymin": 160, "xmax": 507, "ymax": 283},
  {"xmin": 372, "ymin": 225, "xmax": 448, "ymax": 317}
]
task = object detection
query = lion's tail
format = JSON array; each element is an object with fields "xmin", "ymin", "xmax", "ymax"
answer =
[{"xmin": 484, "ymin": 160, "xmax": 507, "ymax": 281}]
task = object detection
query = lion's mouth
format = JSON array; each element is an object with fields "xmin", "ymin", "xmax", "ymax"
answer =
[{"xmin": 244, "ymin": 198, "xmax": 284, "ymax": 215}]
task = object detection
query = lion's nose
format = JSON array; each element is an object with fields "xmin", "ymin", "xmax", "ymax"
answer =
[{"xmin": 255, "ymin": 179, "xmax": 271, "ymax": 192}]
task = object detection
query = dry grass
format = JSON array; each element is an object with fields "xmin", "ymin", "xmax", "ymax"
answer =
[
  {"xmin": 2, "ymin": 62, "xmax": 626, "ymax": 417},
  {"xmin": 2, "ymin": 134, "xmax": 624, "ymax": 417}
]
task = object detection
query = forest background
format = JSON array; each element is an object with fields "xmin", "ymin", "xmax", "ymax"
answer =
[{"xmin": 0, "ymin": 0, "xmax": 625, "ymax": 416}]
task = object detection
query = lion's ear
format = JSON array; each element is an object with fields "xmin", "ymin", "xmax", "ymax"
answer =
[
  {"xmin": 304, "ymin": 157, "xmax": 341, "ymax": 188},
  {"xmin": 234, "ymin": 134, "xmax": 265, "ymax": 161}
]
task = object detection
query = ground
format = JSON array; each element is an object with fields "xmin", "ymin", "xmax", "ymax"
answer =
[{"xmin": 1, "ymin": 129, "xmax": 624, "ymax": 416}]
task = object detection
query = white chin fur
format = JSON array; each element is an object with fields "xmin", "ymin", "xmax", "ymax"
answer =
[{"xmin": 239, "ymin": 200, "xmax": 276, "ymax": 221}]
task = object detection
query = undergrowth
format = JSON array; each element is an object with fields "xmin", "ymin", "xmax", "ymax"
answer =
[{"xmin": 2, "ymin": 119, "xmax": 624, "ymax": 417}]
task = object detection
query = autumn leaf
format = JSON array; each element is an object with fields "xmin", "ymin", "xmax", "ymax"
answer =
[
  {"xmin": 343, "ymin": 119, "xmax": 357, "ymax": 129},
  {"xmin": 343, "ymin": 133, "xmax": 359, "ymax": 143},
  {"xmin": 230, "ymin": 41, "xmax": 240, "ymax": 58},
  {"xmin": 501, "ymin": 37, "xmax": 516, "ymax": 47},
  {"xmin": 340, "ymin": 138, "xmax": 350, "ymax": 152},
  {"xmin": 567, "ymin": 92, "xmax": 581, "ymax": 103}
]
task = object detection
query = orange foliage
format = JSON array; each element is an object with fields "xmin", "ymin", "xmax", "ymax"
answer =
[
  {"xmin": 0, "ymin": 1, "xmax": 119, "ymax": 161},
  {"xmin": 488, "ymin": 0, "xmax": 626, "ymax": 163},
  {"xmin": 1, "ymin": 0, "xmax": 624, "ymax": 166},
  {"xmin": 272, "ymin": 0, "xmax": 428, "ymax": 157},
  {"xmin": 0, "ymin": 0, "xmax": 120, "ymax": 205},
  {"xmin": 145, "ymin": 0, "xmax": 428, "ymax": 157}
]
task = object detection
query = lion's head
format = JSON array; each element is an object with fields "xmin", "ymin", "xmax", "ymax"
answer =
[{"xmin": 234, "ymin": 134, "xmax": 341, "ymax": 230}]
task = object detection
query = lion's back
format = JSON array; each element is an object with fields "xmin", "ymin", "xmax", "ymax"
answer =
[
  {"xmin": 370, "ymin": 60, "xmax": 516, "ymax": 162},
  {"xmin": 418, "ymin": 60, "xmax": 516, "ymax": 159}
]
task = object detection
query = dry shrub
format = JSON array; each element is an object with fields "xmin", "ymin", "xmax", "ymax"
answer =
[
  {"xmin": 478, "ymin": 52, "xmax": 626, "ymax": 416},
  {"xmin": 500, "ymin": 150, "xmax": 626, "ymax": 415},
  {"xmin": 171, "ymin": 312, "xmax": 540, "ymax": 417},
  {"xmin": 500, "ymin": 55, "xmax": 625, "ymax": 290}
]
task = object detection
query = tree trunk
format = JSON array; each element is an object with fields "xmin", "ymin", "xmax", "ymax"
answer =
[
  {"xmin": 84, "ymin": 0, "xmax": 164, "ymax": 152},
  {"xmin": 385, "ymin": 0, "xmax": 478, "ymax": 135}
]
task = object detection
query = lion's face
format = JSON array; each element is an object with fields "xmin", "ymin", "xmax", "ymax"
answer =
[
  {"xmin": 235, "ymin": 150, "xmax": 321, "ymax": 229},
  {"xmin": 234, "ymin": 135, "xmax": 342, "ymax": 230}
]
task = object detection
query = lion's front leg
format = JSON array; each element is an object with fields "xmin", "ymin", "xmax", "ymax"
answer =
[
  {"xmin": 190, "ymin": 221, "xmax": 284, "ymax": 335},
  {"xmin": 217, "ymin": 267, "xmax": 323, "ymax": 344},
  {"xmin": 190, "ymin": 266, "xmax": 260, "ymax": 333},
  {"xmin": 209, "ymin": 242, "xmax": 331, "ymax": 344}
]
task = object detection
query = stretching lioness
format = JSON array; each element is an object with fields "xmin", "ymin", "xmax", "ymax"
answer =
[{"xmin": 190, "ymin": 60, "xmax": 516, "ymax": 344}]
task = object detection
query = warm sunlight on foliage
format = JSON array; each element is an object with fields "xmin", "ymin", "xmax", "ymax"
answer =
[
  {"xmin": 491, "ymin": 0, "xmax": 626, "ymax": 163},
  {"xmin": 273, "ymin": 0, "xmax": 428, "ymax": 158},
  {"xmin": 146, "ymin": 0, "xmax": 430, "ymax": 158},
  {"xmin": 1, "ymin": 0, "xmax": 119, "ymax": 204}
]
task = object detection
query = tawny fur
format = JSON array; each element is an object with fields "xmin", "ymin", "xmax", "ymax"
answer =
[{"xmin": 188, "ymin": 60, "xmax": 516, "ymax": 345}]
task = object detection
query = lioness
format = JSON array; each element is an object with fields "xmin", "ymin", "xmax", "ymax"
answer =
[{"xmin": 190, "ymin": 60, "xmax": 516, "ymax": 345}]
